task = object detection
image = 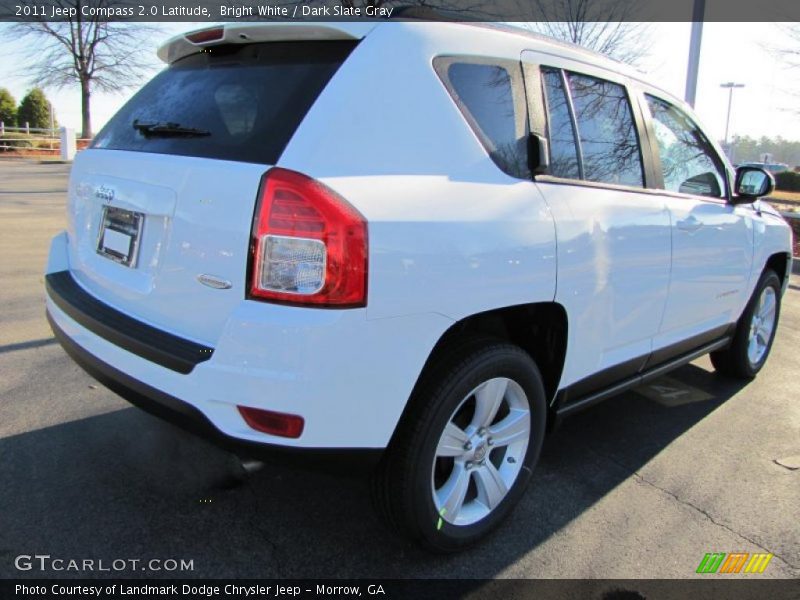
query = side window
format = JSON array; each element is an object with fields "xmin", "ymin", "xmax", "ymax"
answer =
[
  {"xmin": 645, "ymin": 95, "xmax": 726, "ymax": 198},
  {"xmin": 434, "ymin": 58, "xmax": 529, "ymax": 179},
  {"xmin": 566, "ymin": 73, "xmax": 644, "ymax": 187},
  {"xmin": 542, "ymin": 69, "xmax": 580, "ymax": 179}
]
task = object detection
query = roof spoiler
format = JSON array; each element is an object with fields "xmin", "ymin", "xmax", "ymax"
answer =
[{"xmin": 157, "ymin": 23, "xmax": 377, "ymax": 64}]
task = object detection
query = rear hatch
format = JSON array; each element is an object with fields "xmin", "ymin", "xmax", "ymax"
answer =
[{"xmin": 65, "ymin": 39, "xmax": 357, "ymax": 345}]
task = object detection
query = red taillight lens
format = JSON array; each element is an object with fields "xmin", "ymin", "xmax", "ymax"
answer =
[
  {"xmin": 185, "ymin": 28, "xmax": 224, "ymax": 44},
  {"xmin": 238, "ymin": 406, "xmax": 305, "ymax": 439},
  {"xmin": 249, "ymin": 168, "xmax": 368, "ymax": 307}
]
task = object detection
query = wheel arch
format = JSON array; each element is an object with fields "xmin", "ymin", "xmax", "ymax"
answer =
[
  {"xmin": 765, "ymin": 251, "xmax": 790, "ymax": 289},
  {"xmin": 389, "ymin": 302, "xmax": 569, "ymax": 446}
]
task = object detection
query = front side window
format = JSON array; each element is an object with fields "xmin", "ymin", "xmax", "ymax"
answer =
[
  {"xmin": 645, "ymin": 95, "xmax": 727, "ymax": 198},
  {"xmin": 435, "ymin": 58, "xmax": 529, "ymax": 179},
  {"xmin": 566, "ymin": 73, "xmax": 644, "ymax": 187}
]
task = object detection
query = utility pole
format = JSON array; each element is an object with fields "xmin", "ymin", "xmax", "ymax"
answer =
[
  {"xmin": 720, "ymin": 82, "xmax": 745, "ymax": 146},
  {"xmin": 685, "ymin": 0, "xmax": 706, "ymax": 107},
  {"xmin": 720, "ymin": 82, "xmax": 745, "ymax": 161}
]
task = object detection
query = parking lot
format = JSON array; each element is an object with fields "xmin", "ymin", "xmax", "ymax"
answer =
[{"xmin": 1, "ymin": 160, "xmax": 798, "ymax": 579}]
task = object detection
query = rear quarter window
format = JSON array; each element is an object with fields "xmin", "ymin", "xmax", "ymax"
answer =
[
  {"xmin": 92, "ymin": 41, "xmax": 357, "ymax": 165},
  {"xmin": 434, "ymin": 57, "xmax": 530, "ymax": 179}
]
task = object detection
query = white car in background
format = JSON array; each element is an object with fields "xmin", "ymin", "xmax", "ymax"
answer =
[{"xmin": 45, "ymin": 22, "xmax": 792, "ymax": 551}]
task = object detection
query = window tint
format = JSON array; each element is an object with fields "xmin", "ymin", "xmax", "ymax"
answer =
[
  {"xmin": 435, "ymin": 59, "xmax": 529, "ymax": 179},
  {"xmin": 645, "ymin": 95, "xmax": 726, "ymax": 197},
  {"xmin": 214, "ymin": 84, "xmax": 258, "ymax": 136},
  {"xmin": 566, "ymin": 73, "xmax": 643, "ymax": 187},
  {"xmin": 92, "ymin": 41, "xmax": 356, "ymax": 164},
  {"xmin": 542, "ymin": 69, "xmax": 580, "ymax": 179}
]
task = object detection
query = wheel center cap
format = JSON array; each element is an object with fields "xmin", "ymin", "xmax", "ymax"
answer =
[{"xmin": 472, "ymin": 442, "xmax": 487, "ymax": 462}]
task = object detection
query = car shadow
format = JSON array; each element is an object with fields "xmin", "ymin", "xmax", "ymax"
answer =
[{"xmin": 0, "ymin": 362, "xmax": 748, "ymax": 579}]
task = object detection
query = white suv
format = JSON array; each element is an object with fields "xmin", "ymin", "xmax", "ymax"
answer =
[{"xmin": 45, "ymin": 22, "xmax": 792, "ymax": 551}]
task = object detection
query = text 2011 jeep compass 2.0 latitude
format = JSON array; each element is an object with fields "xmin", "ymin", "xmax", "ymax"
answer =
[{"xmin": 45, "ymin": 22, "xmax": 792, "ymax": 551}]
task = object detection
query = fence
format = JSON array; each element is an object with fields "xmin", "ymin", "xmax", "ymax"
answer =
[{"xmin": 0, "ymin": 122, "xmax": 90, "ymax": 160}]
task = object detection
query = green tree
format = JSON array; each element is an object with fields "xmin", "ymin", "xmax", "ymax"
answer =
[
  {"xmin": 0, "ymin": 88, "xmax": 16, "ymax": 127},
  {"xmin": 17, "ymin": 88, "xmax": 52, "ymax": 130},
  {"xmin": 730, "ymin": 135, "xmax": 800, "ymax": 168}
]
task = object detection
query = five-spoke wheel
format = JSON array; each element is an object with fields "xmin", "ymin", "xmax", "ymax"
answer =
[
  {"xmin": 432, "ymin": 377, "xmax": 530, "ymax": 526},
  {"xmin": 747, "ymin": 286, "xmax": 777, "ymax": 366},
  {"xmin": 371, "ymin": 340, "xmax": 547, "ymax": 551},
  {"xmin": 712, "ymin": 269, "xmax": 782, "ymax": 379}
]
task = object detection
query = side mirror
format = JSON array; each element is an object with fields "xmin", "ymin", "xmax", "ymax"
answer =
[
  {"xmin": 731, "ymin": 166, "xmax": 775, "ymax": 204},
  {"xmin": 527, "ymin": 132, "xmax": 549, "ymax": 176}
]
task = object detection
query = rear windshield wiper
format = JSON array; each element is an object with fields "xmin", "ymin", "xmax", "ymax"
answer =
[{"xmin": 132, "ymin": 120, "xmax": 211, "ymax": 138}]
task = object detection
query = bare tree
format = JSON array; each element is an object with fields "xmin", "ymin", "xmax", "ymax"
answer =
[
  {"xmin": 520, "ymin": 0, "xmax": 652, "ymax": 66},
  {"xmin": 10, "ymin": 1, "xmax": 159, "ymax": 138},
  {"xmin": 766, "ymin": 23, "xmax": 800, "ymax": 114},
  {"xmin": 766, "ymin": 23, "xmax": 800, "ymax": 68}
]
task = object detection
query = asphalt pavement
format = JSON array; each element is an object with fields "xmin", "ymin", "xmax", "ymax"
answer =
[{"xmin": 1, "ymin": 160, "xmax": 798, "ymax": 580}]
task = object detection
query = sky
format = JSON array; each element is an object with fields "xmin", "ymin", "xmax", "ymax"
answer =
[{"xmin": 0, "ymin": 21, "xmax": 797, "ymax": 143}]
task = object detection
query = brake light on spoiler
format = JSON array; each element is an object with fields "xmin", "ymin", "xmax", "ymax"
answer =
[{"xmin": 185, "ymin": 28, "xmax": 224, "ymax": 44}]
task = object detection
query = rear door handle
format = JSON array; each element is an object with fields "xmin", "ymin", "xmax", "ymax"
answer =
[{"xmin": 676, "ymin": 216, "xmax": 703, "ymax": 233}]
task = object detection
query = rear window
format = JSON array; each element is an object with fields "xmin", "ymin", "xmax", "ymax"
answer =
[{"xmin": 92, "ymin": 41, "xmax": 356, "ymax": 164}]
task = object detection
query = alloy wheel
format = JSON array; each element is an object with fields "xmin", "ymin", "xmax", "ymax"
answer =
[
  {"xmin": 431, "ymin": 377, "xmax": 531, "ymax": 526},
  {"xmin": 747, "ymin": 286, "xmax": 777, "ymax": 366}
]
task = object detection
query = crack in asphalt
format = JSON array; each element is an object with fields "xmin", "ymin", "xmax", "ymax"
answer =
[
  {"xmin": 630, "ymin": 472, "xmax": 800, "ymax": 572},
  {"xmin": 596, "ymin": 450, "xmax": 800, "ymax": 574}
]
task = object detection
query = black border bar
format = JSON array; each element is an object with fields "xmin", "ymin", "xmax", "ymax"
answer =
[
  {"xmin": 1, "ymin": 0, "xmax": 799, "ymax": 23},
  {"xmin": 3, "ymin": 579, "xmax": 800, "ymax": 599}
]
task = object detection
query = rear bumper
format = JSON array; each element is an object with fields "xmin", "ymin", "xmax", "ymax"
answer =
[
  {"xmin": 47, "ymin": 309, "xmax": 382, "ymax": 473},
  {"xmin": 45, "ymin": 230, "xmax": 454, "ymax": 452},
  {"xmin": 46, "ymin": 270, "xmax": 213, "ymax": 374}
]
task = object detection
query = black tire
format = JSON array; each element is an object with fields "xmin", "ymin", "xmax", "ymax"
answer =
[
  {"xmin": 371, "ymin": 338, "xmax": 547, "ymax": 552},
  {"xmin": 710, "ymin": 269, "xmax": 782, "ymax": 379}
]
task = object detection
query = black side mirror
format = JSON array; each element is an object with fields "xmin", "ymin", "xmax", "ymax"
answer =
[
  {"xmin": 527, "ymin": 132, "xmax": 549, "ymax": 176},
  {"xmin": 731, "ymin": 166, "xmax": 775, "ymax": 205}
]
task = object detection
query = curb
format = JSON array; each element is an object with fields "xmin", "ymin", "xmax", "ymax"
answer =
[{"xmin": 0, "ymin": 157, "xmax": 68, "ymax": 163}]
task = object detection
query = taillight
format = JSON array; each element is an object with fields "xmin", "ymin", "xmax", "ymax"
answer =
[
  {"xmin": 237, "ymin": 406, "xmax": 304, "ymax": 439},
  {"xmin": 249, "ymin": 168, "xmax": 367, "ymax": 307}
]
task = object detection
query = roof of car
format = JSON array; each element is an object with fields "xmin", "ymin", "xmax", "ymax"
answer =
[
  {"xmin": 439, "ymin": 22, "xmax": 681, "ymax": 105},
  {"xmin": 160, "ymin": 21, "xmax": 626, "ymax": 69},
  {"xmin": 158, "ymin": 20, "xmax": 680, "ymax": 107}
]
